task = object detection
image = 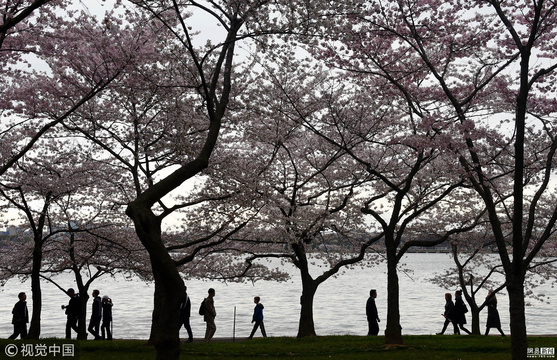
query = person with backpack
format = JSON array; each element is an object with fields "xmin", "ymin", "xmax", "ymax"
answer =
[
  {"xmin": 248, "ymin": 296, "xmax": 267, "ymax": 339},
  {"xmin": 101, "ymin": 295, "xmax": 113, "ymax": 340},
  {"xmin": 454, "ymin": 290, "xmax": 472, "ymax": 334},
  {"xmin": 202, "ymin": 288, "xmax": 217, "ymax": 342},
  {"xmin": 179, "ymin": 286, "xmax": 193, "ymax": 342}
]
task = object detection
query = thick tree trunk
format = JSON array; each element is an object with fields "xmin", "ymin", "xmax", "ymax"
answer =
[
  {"xmin": 385, "ymin": 257, "xmax": 402, "ymax": 344},
  {"xmin": 297, "ymin": 278, "xmax": 317, "ymax": 338},
  {"xmin": 470, "ymin": 308, "xmax": 481, "ymax": 335},
  {"xmin": 77, "ymin": 294, "xmax": 88, "ymax": 340},
  {"xmin": 27, "ymin": 242, "xmax": 43, "ymax": 339},
  {"xmin": 127, "ymin": 204, "xmax": 184, "ymax": 360},
  {"xmin": 507, "ymin": 276, "xmax": 527, "ymax": 360}
]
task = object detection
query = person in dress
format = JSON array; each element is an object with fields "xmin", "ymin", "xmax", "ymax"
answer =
[
  {"xmin": 9, "ymin": 292, "xmax": 29, "ymax": 339},
  {"xmin": 484, "ymin": 290, "xmax": 505, "ymax": 336},
  {"xmin": 248, "ymin": 296, "xmax": 267, "ymax": 339}
]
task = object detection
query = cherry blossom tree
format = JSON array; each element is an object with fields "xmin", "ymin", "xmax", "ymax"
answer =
[
  {"xmin": 207, "ymin": 54, "xmax": 383, "ymax": 337},
  {"xmin": 315, "ymin": 0, "xmax": 557, "ymax": 357},
  {"xmin": 1, "ymin": 1, "xmax": 143, "ymax": 178},
  {"xmin": 0, "ymin": 135, "xmax": 145, "ymax": 339},
  {"xmin": 54, "ymin": 2, "xmax": 310, "ymax": 357},
  {"xmin": 0, "ymin": 0, "xmax": 61, "ymax": 49},
  {"xmin": 432, "ymin": 226, "xmax": 556, "ymax": 335}
]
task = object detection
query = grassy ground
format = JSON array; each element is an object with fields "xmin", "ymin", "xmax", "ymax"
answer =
[{"xmin": 1, "ymin": 336, "xmax": 555, "ymax": 359}]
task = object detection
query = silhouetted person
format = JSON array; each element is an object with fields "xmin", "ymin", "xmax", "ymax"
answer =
[
  {"xmin": 454, "ymin": 290, "xmax": 471, "ymax": 335},
  {"xmin": 366, "ymin": 289, "xmax": 380, "ymax": 336},
  {"xmin": 484, "ymin": 290, "xmax": 505, "ymax": 336},
  {"xmin": 88, "ymin": 289, "xmax": 102, "ymax": 340},
  {"xmin": 248, "ymin": 296, "xmax": 267, "ymax": 339},
  {"xmin": 61, "ymin": 288, "xmax": 81, "ymax": 339},
  {"xmin": 101, "ymin": 295, "xmax": 113, "ymax": 340},
  {"xmin": 9, "ymin": 292, "xmax": 28, "ymax": 339},
  {"xmin": 203, "ymin": 288, "xmax": 217, "ymax": 342},
  {"xmin": 437, "ymin": 292, "xmax": 459, "ymax": 335},
  {"xmin": 179, "ymin": 286, "xmax": 193, "ymax": 342}
]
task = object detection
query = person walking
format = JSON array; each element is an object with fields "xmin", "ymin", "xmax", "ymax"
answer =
[
  {"xmin": 9, "ymin": 292, "xmax": 29, "ymax": 339},
  {"xmin": 61, "ymin": 288, "xmax": 81, "ymax": 339},
  {"xmin": 248, "ymin": 296, "xmax": 267, "ymax": 339},
  {"xmin": 101, "ymin": 295, "xmax": 113, "ymax": 340},
  {"xmin": 454, "ymin": 290, "xmax": 472, "ymax": 335},
  {"xmin": 437, "ymin": 292, "xmax": 459, "ymax": 335},
  {"xmin": 179, "ymin": 286, "xmax": 193, "ymax": 342},
  {"xmin": 88, "ymin": 289, "xmax": 102, "ymax": 340},
  {"xmin": 484, "ymin": 290, "xmax": 505, "ymax": 336},
  {"xmin": 366, "ymin": 289, "xmax": 380, "ymax": 336},
  {"xmin": 203, "ymin": 288, "xmax": 217, "ymax": 342}
]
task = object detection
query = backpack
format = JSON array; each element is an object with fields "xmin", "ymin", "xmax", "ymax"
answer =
[{"xmin": 199, "ymin": 298, "xmax": 206, "ymax": 316}]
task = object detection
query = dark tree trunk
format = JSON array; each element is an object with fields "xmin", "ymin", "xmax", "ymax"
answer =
[
  {"xmin": 384, "ymin": 256, "xmax": 402, "ymax": 344},
  {"xmin": 127, "ymin": 205, "xmax": 185, "ymax": 360},
  {"xmin": 508, "ymin": 276, "xmax": 527, "ymax": 360},
  {"xmin": 470, "ymin": 308, "xmax": 481, "ymax": 335},
  {"xmin": 297, "ymin": 276, "xmax": 317, "ymax": 338},
  {"xmin": 77, "ymin": 294, "xmax": 88, "ymax": 340},
  {"xmin": 27, "ymin": 241, "xmax": 43, "ymax": 339}
]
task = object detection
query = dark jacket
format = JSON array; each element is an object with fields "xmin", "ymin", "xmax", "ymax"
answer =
[
  {"xmin": 91, "ymin": 296, "xmax": 102, "ymax": 319},
  {"xmin": 203, "ymin": 297, "xmax": 216, "ymax": 322},
  {"xmin": 453, "ymin": 295, "xmax": 468, "ymax": 325},
  {"xmin": 102, "ymin": 302, "xmax": 113, "ymax": 322},
  {"xmin": 252, "ymin": 303, "xmax": 264, "ymax": 323},
  {"xmin": 65, "ymin": 294, "xmax": 82, "ymax": 318},
  {"xmin": 486, "ymin": 296, "xmax": 501, "ymax": 328},
  {"xmin": 180, "ymin": 294, "xmax": 191, "ymax": 321},
  {"xmin": 12, "ymin": 300, "xmax": 29, "ymax": 324},
  {"xmin": 366, "ymin": 297, "xmax": 378, "ymax": 321},
  {"xmin": 444, "ymin": 299, "xmax": 456, "ymax": 321}
]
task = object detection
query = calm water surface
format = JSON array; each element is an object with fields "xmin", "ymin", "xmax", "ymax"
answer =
[{"xmin": 0, "ymin": 253, "xmax": 555, "ymax": 339}]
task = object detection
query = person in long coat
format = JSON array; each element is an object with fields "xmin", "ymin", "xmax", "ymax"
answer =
[
  {"xmin": 484, "ymin": 290, "xmax": 505, "ymax": 336},
  {"xmin": 437, "ymin": 292, "xmax": 459, "ymax": 335},
  {"xmin": 453, "ymin": 290, "xmax": 471, "ymax": 334}
]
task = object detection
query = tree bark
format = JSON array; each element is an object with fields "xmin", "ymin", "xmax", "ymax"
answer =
[
  {"xmin": 508, "ymin": 276, "xmax": 527, "ymax": 360},
  {"xmin": 384, "ymin": 257, "xmax": 402, "ymax": 344},
  {"xmin": 77, "ymin": 294, "xmax": 88, "ymax": 340},
  {"xmin": 297, "ymin": 276, "xmax": 317, "ymax": 338},
  {"xmin": 470, "ymin": 308, "xmax": 481, "ymax": 335},
  {"xmin": 27, "ymin": 241, "xmax": 43, "ymax": 339},
  {"xmin": 127, "ymin": 204, "xmax": 185, "ymax": 360}
]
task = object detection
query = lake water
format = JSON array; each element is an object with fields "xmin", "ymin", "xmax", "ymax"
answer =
[{"xmin": 0, "ymin": 253, "xmax": 555, "ymax": 339}]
